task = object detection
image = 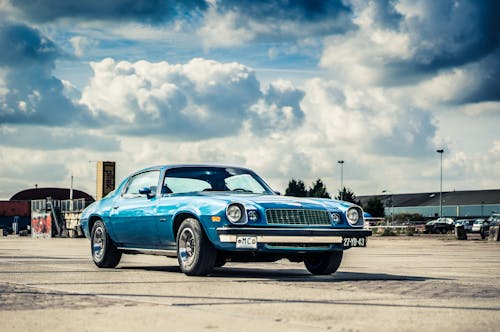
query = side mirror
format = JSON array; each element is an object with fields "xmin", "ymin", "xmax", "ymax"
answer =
[{"xmin": 139, "ymin": 187, "xmax": 155, "ymax": 198}]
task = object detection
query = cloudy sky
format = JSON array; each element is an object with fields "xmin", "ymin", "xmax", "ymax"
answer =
[{"xmin": 0, "ymin": 0, "xmax": 499, "ymax": 200}]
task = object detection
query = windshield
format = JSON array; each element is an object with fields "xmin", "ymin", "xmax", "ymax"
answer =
[{"xmin": 162, "ymin": 166, "xmax": 273, "ymax": 195}]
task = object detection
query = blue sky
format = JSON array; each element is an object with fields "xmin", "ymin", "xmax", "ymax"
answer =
[{"xmin": 0, "ymin": 0, "xmax": 499, "ymax": 199}]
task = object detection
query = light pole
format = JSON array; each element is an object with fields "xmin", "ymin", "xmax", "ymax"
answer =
[
  {"xmin": 69, "ymin": 174, "xmax": 74, "ymax": 211},
  {"xmin": 338, "ymin": 160, "xmax": 344, "ymax": 200},
  {"xmin": 382, "ymin": 190, "xmax": 393, "ymax": 225},
  {"xmin": 437, "ymin": 149, "xmax": 444, "ymax": 218}
]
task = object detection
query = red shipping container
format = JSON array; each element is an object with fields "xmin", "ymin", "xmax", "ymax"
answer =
[{"xmin": 0, "ymin": 201, "xmax": 31, "ymax": 217}]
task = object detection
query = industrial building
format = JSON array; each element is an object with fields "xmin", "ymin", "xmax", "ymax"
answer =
[
  {"xmin": 359, "ymin": 189, "xmax": 500, "ymax": 218},
  {"xmin": 1, "ymin": 161, "xmax": 114, "ymax": 236},
  {"xmin": 0, "ymin": 188, "xmax": 94, "ymax": 235}
]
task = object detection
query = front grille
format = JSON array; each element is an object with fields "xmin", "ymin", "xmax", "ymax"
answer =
[{"xmin": 265, "ymin": 209, "xmax": 331, "ymax": 226}]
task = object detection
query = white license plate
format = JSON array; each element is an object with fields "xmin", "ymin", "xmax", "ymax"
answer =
[
  {"xmin": 236, "ymin": 236, "xmax": 257, "ymax": 249},
  {"xmin": 343, "ymin": 237, "xmax": 366, "ymax": 247}
]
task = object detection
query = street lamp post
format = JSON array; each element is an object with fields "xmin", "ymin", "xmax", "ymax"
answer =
[
  {"xmin": 69, "ymin": 174, "xmax": 74, "ymax": 211},
  {"xmin": 437, "ymin": 149, "xmax": 444, "ymax": 218},
  {"xmin": 338, "ymin": 160, "xmax": 344, "ymax": 200},
  {"xmin": 382, "ymin": 190, "xmax": 393, "ymax": 225}
]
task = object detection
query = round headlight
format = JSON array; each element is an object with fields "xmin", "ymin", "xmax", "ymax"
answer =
[
  {"xmin": 346, "ymin": 208, "xmax": 360, "ymax": 225},
  {"xmin": 226, "ymin": 204, "xmax": 244, "ymax": 224}
]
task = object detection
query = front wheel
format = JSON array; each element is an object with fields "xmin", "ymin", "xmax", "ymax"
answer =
[
  {"xmin": 91, "ymin": 220, "xmax": 121, "ymax": 268},
  {"xmin": 177, "ymin": 218, "xmax": 216, "ymax": 276},
  {"xmin": 304, "ymin": 251, "xmax": 343, "ymax": 275}
]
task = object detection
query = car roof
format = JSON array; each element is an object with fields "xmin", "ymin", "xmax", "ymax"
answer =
[{"xmin": 133, "ymin": 164, "xmax": 255, "ymax": 175}]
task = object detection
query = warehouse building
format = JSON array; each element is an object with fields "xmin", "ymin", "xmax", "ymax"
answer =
[
  {"xmin": 0, "ymin": 188, "xmax": 94, "ymax": 234},
  {"xmin": 359, "ymin": 189, "xmax": 500, "ymax": 218}
]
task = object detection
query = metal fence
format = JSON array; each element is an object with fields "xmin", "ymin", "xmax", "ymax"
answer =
[
  {"xmin": 31, "ymin": 198, "xmax": 88, "ymax": 212},
  {"xmin": 60, "ymin": 199, "xmax": 87, "ymax": 212},
  {"xmin": 386, "ymin": 204, "xmax": 500, "ymax": 218}
]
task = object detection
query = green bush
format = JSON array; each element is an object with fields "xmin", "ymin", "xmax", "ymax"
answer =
[
  {"xmin": 381, "ymin": 228, "xmax": 396, "ymax": 236},
  {"xmin": 390, "ymin": 213, "xmax": 424, "ymax": 223},
  {"xmin": 405, "ymin": 227, "xmax": 415, "ymax": 236}
]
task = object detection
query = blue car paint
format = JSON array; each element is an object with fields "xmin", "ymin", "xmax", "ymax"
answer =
[{"xmin": 80, "ymin": 164, "xmax": 368, "ymax": 254}]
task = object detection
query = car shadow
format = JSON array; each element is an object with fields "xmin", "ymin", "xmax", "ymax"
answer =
[
  {"xmin": 212, "ymin": 267, "xmax": 442, "ymax": 282},
  {"xmin": 119, "ymin": 265, "xmax": 441, "ymax": 282}
]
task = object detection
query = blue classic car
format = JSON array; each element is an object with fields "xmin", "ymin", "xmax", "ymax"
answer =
[{"xmin": 80, "ymin": 165, "xmax": 371, "ymax": 276}]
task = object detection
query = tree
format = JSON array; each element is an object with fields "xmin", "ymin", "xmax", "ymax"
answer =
[
  {"xmin": 335, "ymin": 187, "xmax": 361, "ymax": 205},
  {"xmin": 285, "ymin": 179, "xmax": 307, "ymax": 197},
  {"xmin": 363, "ymin": 196, "xmax": 385, "ymax": 217},
  {"xmin": 307, "ymin": 179, "xmax": 331, "ymax": 198}
]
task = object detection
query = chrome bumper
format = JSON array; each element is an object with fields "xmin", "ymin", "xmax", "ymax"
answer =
[{"xmin": 217, "ymin": 227, "xmax": 371, "ymax": 244}]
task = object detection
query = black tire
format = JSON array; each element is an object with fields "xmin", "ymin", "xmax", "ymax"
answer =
[
  {"xmin": 91, "ymin": 220, "xmax": 122, "ymax": 268},
  {"xmin": 214, "ymin": 252, "xmax": 226, "ymax": 268},
  {"xmin": 304, "ymin": 251, "xmax": 343, "ymax": 275},
  {"xmin": 176, "ymin": 218, "xmax": 216, "ymax": 276}
]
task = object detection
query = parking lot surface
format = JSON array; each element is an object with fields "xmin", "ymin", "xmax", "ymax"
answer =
[{"xmin": 0, "ymin": 235, "xmax": 499, "ymax": 331}]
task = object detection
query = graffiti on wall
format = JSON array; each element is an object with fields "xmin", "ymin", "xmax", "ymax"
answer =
[{"xmin": 31, "ymin": 212, "xmax": 52, "ymax": 238}]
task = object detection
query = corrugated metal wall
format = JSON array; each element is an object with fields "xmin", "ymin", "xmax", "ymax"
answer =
[{"xmin": 386, "ymin": 204, "xmax": 500, "ymax": 218}]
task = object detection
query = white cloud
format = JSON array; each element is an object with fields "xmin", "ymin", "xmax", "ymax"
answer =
[
  {"xmin": 1, "ymin": 0, "xmax": 499, "ymax": 201},
  {"xmin": 319, "ymin": 2, "xmax": 412, "ymax": 85},
  {"xmin": 197, "ymin": 0, "xmax": 353, "ymax": 49},
  {"xmin": 0, "ymin": 125, "xmax": 120, "ymax": 151},
  {"xmin": 79, "ymin": 57, "xmax": 304, "ymax": 139},
  {"xmin": 198, "ymin": 7, "xmax": 254, "ymax": 48},
  {"xmin": 300, "ymin": 78, "xmax": 436, "ymax": 157},
  {"xmin": 70, "ymin": 36, "xmax": 96, "ymax": 57},
  {"xmin": 0, "ymin": 148, "xmax": 70, "ymax": 198},
  {"xmin": 321, "ymin": 0, "xmax": 500, "ymax": 93},
  {"xmin": 249, "ymin": 80, "xmax": 305, "ymax": 134},
  {"xmin": 91, "ymin": 73, "xmax": 438, "ymax": 197}
]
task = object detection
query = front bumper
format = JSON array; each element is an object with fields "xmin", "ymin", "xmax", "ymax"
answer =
[{"xmin": 217, "ymin": 227, "xmax": 372, "ymax": 245}]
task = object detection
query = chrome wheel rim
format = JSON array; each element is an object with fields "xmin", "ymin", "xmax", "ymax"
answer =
[
  {"xmin": 92, "ymin": 226, "xmax": 105, "ymax": 261},
  {"xmin": 178, "ymin": 228, "xmax": 196, "ymax": 266}
]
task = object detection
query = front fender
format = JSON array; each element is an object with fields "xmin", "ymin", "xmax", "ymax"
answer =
[{"xmin": 171, "ymin": 204, "xmax": 228, "ymax": 246}]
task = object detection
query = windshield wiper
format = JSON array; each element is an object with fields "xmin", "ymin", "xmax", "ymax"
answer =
[{"xmin": 230, "ymin": 188, "xmax": 254, "ymax": 193}]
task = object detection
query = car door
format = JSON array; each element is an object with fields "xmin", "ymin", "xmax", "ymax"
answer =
[
  {"xmin": 155, "ymin": 171, "xmax": 212, "ymax": 248},
  {"xmin": 109, "ymin": 170, "xmax": 161, "ymax": 247}
]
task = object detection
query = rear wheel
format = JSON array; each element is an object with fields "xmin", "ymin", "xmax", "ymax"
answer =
[
  {"xmin": 304, "ymin": 251, "xmax": 343, "ymax": 275},
  {"xmin": 91, "ymin": 220, "xmax": 121, "ymax": 268},
  {"xmin": 177, "ymin": 218, "xmax": 216, "ymax": 276}
]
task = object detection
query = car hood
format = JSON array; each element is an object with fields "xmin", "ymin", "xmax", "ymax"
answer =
[{"xmin": 188, "ymin": 192, "xmax": 357, "ymax": 212}]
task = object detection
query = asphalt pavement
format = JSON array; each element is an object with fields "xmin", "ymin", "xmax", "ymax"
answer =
[{"xmin": 0, "ymin": 235, "xmax": 499, "ymax": 331}]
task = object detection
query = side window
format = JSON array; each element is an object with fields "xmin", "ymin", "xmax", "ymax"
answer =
[{"xmin": 123, "ymin": 171, "xmax": 160, "ymax": 198}]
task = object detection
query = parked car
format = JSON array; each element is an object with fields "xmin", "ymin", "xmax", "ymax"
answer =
[
  {"xmin": 471, "ymin": 219, "xmax": 488, "ymax": 233},
  {"xmin": 80, "ymin": 165, "xmax": 371, "ymax": 276},
  {"xmin": 471, "ymin": 214, "xmax": 500, "ymax": 239},
  {"xmin": 424, "ymin": 218, "xmax": 455, "ymax": 234},
  {"xmin": 455, "ymin": 219, "xmax": 474, "ymax": 232},
  {"xmin": 487, "ymin": 214, "xmax": 500, "ymax": 226}
]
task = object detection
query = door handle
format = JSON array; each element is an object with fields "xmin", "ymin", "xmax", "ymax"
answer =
[
  {"xmin": 112, "ymin": 206, "xmax": 119, "ymax": 209},
  {"xmin": 159, "ymin": 218, "xmax": 167, "ymax": 222}
]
